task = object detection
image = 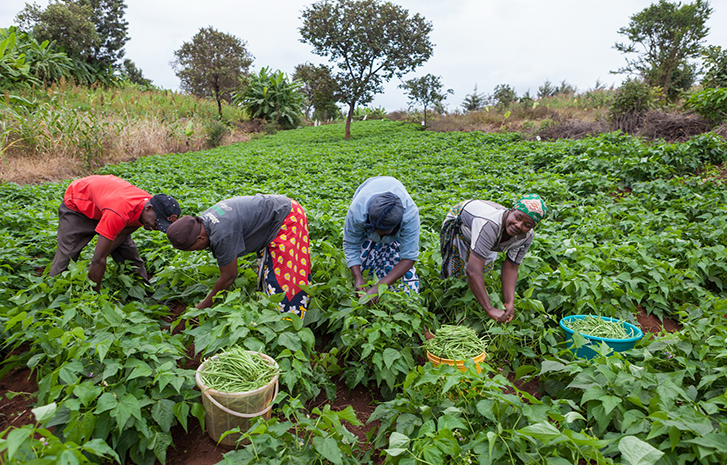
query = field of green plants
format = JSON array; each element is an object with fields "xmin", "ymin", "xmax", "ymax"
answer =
[{"xmin": 1, "ymin": 120, "xmax": 727, "ymax": 464}]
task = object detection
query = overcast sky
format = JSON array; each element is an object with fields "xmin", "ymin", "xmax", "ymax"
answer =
[{"xmin": 2, "ymin": 0, "xmax": 727, "ymax": 111}]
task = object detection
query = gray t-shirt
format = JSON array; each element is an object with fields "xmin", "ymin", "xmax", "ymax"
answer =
[
  {"xmin": 460, "ymin": 200, "xmax": 533, "ymax": 266},
  {"xmin": 201, "ymin": 195, "xmax": 292, "ymax": 267}
]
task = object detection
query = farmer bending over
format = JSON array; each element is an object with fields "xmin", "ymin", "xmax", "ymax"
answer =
[
  {"xmin": 49, "ymin": 174, "xmax": 181, "ymax": 291},
  {"xmin": 343, "ymin": 176, "xmax": 420, "ymax": 301},
  {"xmin": 440, "ymin": 194, "xmax": 547, "ymax": 323},
  {"xmin": 166, "ymin": 195, "xmax": 311, "ymax": 318}
]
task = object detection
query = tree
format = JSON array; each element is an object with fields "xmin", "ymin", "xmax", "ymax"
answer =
[
  {"xmin": 701, "ymin": 45, "xmax": 727, "ymax": 88},
  {"xmin": 15, "ymin": 0, "xmax": 128, "ymax": 68},
  {"xmin": 300, "ymin": 0, "xmax": 433, "ymax": 139},
  {"xmin": 491, "ymin": 83, "xmax": 517, "ymax": 108},
  {"xmin": 613, "ymin": 0, "xmax": 712, "ymax": 102},
  {"xmin": 556, "ymin": 80, "xmax": 576, "ymax": 95},
  {"xmin": 461, "ymin": 85, "xmax": 485, "ymax": 112},
  {"xmin": 172, "ymin": 27, "xmax": 254, "ymax": 117},
  {"xmin": 15, "ymin": 1, "xmax": 100, "ymax": 62},
  {"xmin": 537, "ymin": 79, "xmax": 557, "ymax": 99},
  {"xmin": 293, "ymin": 62, "xmax": 340, "ymax": 121},
  {"xmin": 232, "ymin": 67, "xmax": 305, "ymax": 129},
  {"xmin": 77, "ymin": 0, "xmax": 129, "ymax": 67},
  {"xmin": 399, "ymin": 74, "xmax": 452, "ymax": 127},
  {"xmin": 121, "ymin": 58, "xmax": 152, "ymax": 87}
]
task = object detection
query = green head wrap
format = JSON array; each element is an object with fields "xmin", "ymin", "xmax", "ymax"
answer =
[{"xmin": 513, "ymin": 194, "xmax": 547, "ymax": 225}]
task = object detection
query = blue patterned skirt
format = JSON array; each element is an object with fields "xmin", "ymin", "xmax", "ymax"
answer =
[{"xmin": 360, "ymin": 239, "xmax": 419, "ymax": 294}]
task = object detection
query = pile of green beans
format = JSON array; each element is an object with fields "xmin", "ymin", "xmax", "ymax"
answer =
[
  {"xmin": 200, "ymin": 347, "xmax": 279, "ymax": 393},
  {"xmin": 425, "ymin": 325, "xmax": 488, "ymax": 360},
  {"xmin": 566, "ymin": 316, "xmax": 634, "ymax": 339}
]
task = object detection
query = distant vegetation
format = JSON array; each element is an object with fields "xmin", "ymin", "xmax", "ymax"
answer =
[
  {"xmin": 2, "ymin": 0, "xmax": 727, "ymax": 185},
  {"xmin": 0, "ymin": 80, "xmax": 250, "ymax": 184}
]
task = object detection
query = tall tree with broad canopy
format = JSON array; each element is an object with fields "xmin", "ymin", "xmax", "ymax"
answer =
[
  {"xmin": 300, "ymin": 0, "xmax": 433, "ymax": 139},
  {"xmin": 15, "ymin": 0, "xmax": 128, "ymax": 68},
  {"xmin": 172, "ymin": 27, "xmax": 254, "ymax": 117},
  {"xmin": 399, "ymin": 74, "xmax": 452, "ymax": 127},
  {"xmin": 613, "ymin": 0, "xmax": 712, "ymax": 102},
  {"xmin": 15, "ymin": 1, "xmax": 100, "ymax": 62}
]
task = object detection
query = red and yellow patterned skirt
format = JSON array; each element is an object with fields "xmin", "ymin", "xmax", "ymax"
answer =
[{"xmin": 257, "ymin": 199, "xmax": 311, "ymax": 318}]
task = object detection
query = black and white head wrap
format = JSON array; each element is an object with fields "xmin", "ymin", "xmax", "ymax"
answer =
[{"xmin": 365, "ymin": 192, "xmax": 404, "ymax": 232}]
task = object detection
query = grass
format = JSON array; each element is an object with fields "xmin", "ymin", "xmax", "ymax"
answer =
[{"xmin": 0, "ymin": 81, "xmax": 252, "ymax": 184}]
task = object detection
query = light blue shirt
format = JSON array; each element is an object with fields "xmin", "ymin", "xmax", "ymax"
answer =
[{"xmin": 343, "ymin": 176, "xmax": 420, "ymax": 268}]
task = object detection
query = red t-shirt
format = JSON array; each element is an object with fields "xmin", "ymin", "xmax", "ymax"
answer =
[{"xmin": 63, "ymin": 175, "xmax": 150, "ymax": 241}]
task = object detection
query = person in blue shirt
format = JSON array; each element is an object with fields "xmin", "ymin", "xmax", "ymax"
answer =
[{"xmin": 343, "ymin": 176, "xmax": 420, "ymax": 300}]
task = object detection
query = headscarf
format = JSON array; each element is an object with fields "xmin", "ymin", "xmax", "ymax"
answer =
[
  {"xmin": 365, "ymin": 192, "xmax": 404, "ymax": 232},
  {"xmin": 513, "ymin": 194, "xmax": 547, "ymax": 225}
]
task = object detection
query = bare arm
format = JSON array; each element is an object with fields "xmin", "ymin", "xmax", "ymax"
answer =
[
  {"xmin": 197, "ymin": 260, "xmax": 238, "ymax": 309},
  {"xmin": 500, "ymin": 258, "xmax": 520, "ymax": 322},
  {"xmin": 89, "ymin": 231, "xmax": 136, "ymax": 292},
  {"xmin": 349, "ymin": 265, "xmax": 367, "ymax": 292},
  {"xmin": 466, "ymin": 253, "xmax": 509, "ymax": 323}
]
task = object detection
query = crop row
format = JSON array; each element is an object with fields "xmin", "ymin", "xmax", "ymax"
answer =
[{"xmin": 1, "ymin": 120, "xmax": 726, "ymax": 464}]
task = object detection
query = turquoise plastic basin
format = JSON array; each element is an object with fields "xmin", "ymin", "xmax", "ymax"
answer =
[{"xmin": 560, "ymin": 315, "xmax": 644, "ymax": 359}]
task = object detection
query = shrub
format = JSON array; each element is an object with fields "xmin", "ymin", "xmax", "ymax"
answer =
[
  {"xmin": 608, "ymin": 78, "xmax": 654, "ymax": 133},
  {"xmin": 204, "ymin": 118, "xmax": 229, "ymax": 148},
  {"xmin": 684, "ymin": 87, "xmax": 727, "ymax": 124}
]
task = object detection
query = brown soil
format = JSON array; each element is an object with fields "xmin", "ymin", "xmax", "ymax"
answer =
[
  {"xmin": 0, "ymin": 366, "xmax": 38, "ymax": 431},
  {"xmin": 163, "ymin": 376, "xmax": 382, "ymax": 465},
  {"xmin": 636, "ymin": 305, "xmax": 681, "ymax": 334},
  {"xmin": 0, "ymin": 305, "xmax": 682, "ymax": 464}
]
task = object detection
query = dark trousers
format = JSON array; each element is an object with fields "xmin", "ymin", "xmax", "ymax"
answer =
[{"xmin": 49, "ymin": 203, "xmax": 147, "ymax": 278}]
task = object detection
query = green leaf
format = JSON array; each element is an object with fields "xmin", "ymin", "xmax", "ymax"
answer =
[
  {"xmin": 174, "ymin": 401, "xmax": 191, "ymax": 432},
  {"xmin": 517, "ymin": 422, "xmax": 562, "ymax": 443},
  {"xmin": 389, "ymin": 431, "xmax": 410, "ymax": 449},
  {"xmin": 151, "ymin": 431, "xmax": 173, "ymax": 463},
  {"xmin": 126, "ymin": 358, "xmax": 153, "ymax": 380},
  {"xmin": 385, "ymin": 448, "xmax": 408, "ymax": 457},
  {"xmin": 191, "ymin": 402, "xmax": 206, "ymax": 431},
  {"xmin": 600, "ymin": 395, "xmax": 623, "ymax": 415},
  {"xmin": 438, "ymin": 414, "xmax": 467, "ymax": 431},
  {"xmin": 6, "ymin": 426, "xmax": 33, "ymax": 460},
  {"xmin": 278, "ymin": 332, "xmax": 302, "ymax": 352},
  {"xmin": 32, "ymin": 402, "xmax": 58, "ymax": 423},
  {"xmin": 383, "ymin": 348, "xmax": 402, "ymax": 369},
  {"xmin": 73, "ymin": 383, "xmax": 102, "ymax": 407},
  {"xmin": 619, "ymin": 436, "xmax": 664, "ymax": 465},
  {"xmin": 336, "ymin": 406, "xmax": 362, "ymax": 425},
  {"xmin": 58, "ymin": 448, "xmax": 82, "ymax": 465},
  {"xmin": 82, "ymin": 438, "xmax": 119, "ymax": 461},
  {"xmin": 312, "ymin": 436, "xmax": 342, "ymax": 464},
  {"xmin": 539, "ymin": 360, "xmax": 566, "ymax": 375},
  {"xmin": 152, "ymin": 399, "xmax": 176, "ymax": 432},
  {"xmin": 95, "ymin": 339, "xmax": 112, "ymax": 362},
  {"xmin": 112, "ymin": 393, "xmax": 142, "ymax": 430}
]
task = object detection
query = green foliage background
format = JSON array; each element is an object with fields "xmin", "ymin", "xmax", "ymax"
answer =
[{"xmin": 1, "ymin": 120, "xmax": 727, "ymax": 464}]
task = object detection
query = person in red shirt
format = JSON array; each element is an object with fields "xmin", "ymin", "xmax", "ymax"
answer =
[{"xmin": 49, "ymin": 175, "xmax": 181, "ymax": 291}]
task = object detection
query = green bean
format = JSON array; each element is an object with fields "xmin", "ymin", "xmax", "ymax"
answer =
[
  {"xmin": 200, "ymin": 347, "xmax": 279, "ymax": 393},
  {"xmin": 565, "ymin": 316, "xmax": 634, "ymax": 339},
  {"xmin": 425, "ymin": 325, "xmax": 488, "ymax": 360}
]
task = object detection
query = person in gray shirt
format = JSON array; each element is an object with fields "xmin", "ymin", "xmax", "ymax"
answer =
[
  {"xmin": 440, "ymin": 194, "xmax": 547, "ymax": 323},
  {"xmin": 166, "ymin": 195, "xmax": 311, "ymax": 318}
]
